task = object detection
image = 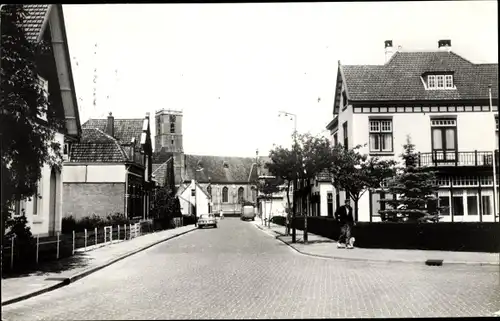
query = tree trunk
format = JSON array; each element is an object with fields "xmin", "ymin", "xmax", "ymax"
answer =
[
  {"xmin": 304, "ymin": 179, "xmax": 310, "ymax": 244},
  {"xmin": 286, "ymin": 181, "xmax": 291, "ymax": 236},
  {"xmin": 292, "ymin": 178, "xmax": 297, "ymax": 243},
  {"xmin": 353, "ymin": 195, "xmax": 359, "ymax": 222},
  {"xmin": 268, "ymin": 198, "xmax": 273, "ymax": 228}
]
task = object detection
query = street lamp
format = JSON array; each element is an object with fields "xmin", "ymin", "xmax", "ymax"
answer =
[{"xmin": 278, "ymin": 110, "xmax": 298, "ymax": 243}]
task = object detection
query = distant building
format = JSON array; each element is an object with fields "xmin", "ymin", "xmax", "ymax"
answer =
[
  {"xmin": 63, "ymin": 112, "xmax": 153, "ymax": 220},
  {"xmin": 325, "ymin": 39, "xmax": 498, "ymax": 222},
  {"xmin": 152, "ymin": 109, "xmax": 260, "ymax": 215}
]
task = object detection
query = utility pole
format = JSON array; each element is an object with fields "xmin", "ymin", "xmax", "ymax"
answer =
[{"xmin": 278, "ymin": 111, "xmax": 297, "ymax": 243}]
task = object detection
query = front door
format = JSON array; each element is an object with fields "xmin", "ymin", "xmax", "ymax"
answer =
[
  {"xmin": 328, "ymin": 192, "xmax": 334, "ymax": 217},
  {"xmin": 48, "ymin": 168, "xmax": 57, "ymax": 236}
]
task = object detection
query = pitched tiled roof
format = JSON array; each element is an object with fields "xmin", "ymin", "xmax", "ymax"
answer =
[
  {"xmin": 342, "ymin": 51, "xmax": 498, "ymax": 101},
  {"xmin": 82, "ymin": 119, "xmax": 144, "ymax": 148},
  {"xmin": 183, "ymin": 155, "xmax": 259, "ymax": 183},
  {"xmin": 316, "ymin": 169, "xmax": 333, "ymax": 182},
  {"xmin": 69, "ymin": 128, "xmax": 128, "ymax": 163},
  {"xmin": 22, "ymin": 4, "xmax": 50, "ymax": 43}
]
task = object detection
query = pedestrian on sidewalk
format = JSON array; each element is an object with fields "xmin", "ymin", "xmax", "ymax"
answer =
[
  {"xmin": 334, "ymin": 199, "xmax": 355, "ymax": 249},
  {"xmin": 220, "ymin": 209, "xmax": 224, "ymax": 220}
]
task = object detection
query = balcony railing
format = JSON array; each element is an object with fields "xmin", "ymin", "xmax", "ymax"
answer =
[{"xmin": 417, "ymin": 150, "xmax": 500, "ymax": 167}]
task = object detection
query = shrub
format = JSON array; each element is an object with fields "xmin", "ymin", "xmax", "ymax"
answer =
[
  {"xmin": 182, "ymin": 214, "xmax": 197, "ymax": 226},
  {"xmin": 62, "ymin": 213, "xmax": 132, "ymax": 233},
  {"xmin": 270, "ymin": 216, "xmax": 286, "ymax": 226}
]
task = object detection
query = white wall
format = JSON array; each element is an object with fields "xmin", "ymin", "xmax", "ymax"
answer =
[
  {"xmin": 21, "ymin": 132, "xmax": 65, "ymax": 236},
  {"xmin": 352, "ymin": 110, "xmax": 498, "ymax": 158},
  {"xmin": 338, "ymin": 81, "xmax": 354, "ymax": 149},
  {"xmin": 260, "ymin": 198, "xmax": 286, "ymax": 221},
  {"xmin": 177, "ymin": 182, "xmax": 210, "ymax": 216},
  {"xmin": 63, "ymin": 164, "xmax": 126, "ymax": 183},
  {"xmin": 319, "ymin": 182, "xmax": 334, "ymax": 217}
]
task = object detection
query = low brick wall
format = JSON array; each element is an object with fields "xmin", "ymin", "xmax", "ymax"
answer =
[
  {"xmin": 63, "ymin": 183, "xmax": 125, "ymax": 220},
  {"xmin": 284, "ymin": 216, "xmax": 500, "ymax": 253}
]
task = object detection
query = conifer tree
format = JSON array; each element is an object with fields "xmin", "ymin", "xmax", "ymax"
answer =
[{"xmin": 379, "ymin": 136, "xmax": 442, "ymax": 223}]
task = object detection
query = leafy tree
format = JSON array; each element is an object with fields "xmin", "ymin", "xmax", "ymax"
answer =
[
  {"xmin": 295, "ymin": 133, "xmax": 333, "ymax": 242},
  {"xmin": 378, "ymin": 136, "xmax": 442, "ymax": 223},
  {"xmin": 253, "ymin": 175, "xmax": 282, "ymax": 227},
  {"xmin": 150, "ymin": 186, "xmax": 177, "ymax": 229},
  {"xmin": 266, "ymin": 146, "xmax": 297, "ymax": 220},
  {"xmin": 266, "ymin": 132, "xmax": 333, "ymax": 241},
  {"xmin": 330, "ymin": 144, "xmax": 397, "ymax": 222},
  {"xmin": 1, "ymin": 6, "xmax": 63, "ymax": 243}
]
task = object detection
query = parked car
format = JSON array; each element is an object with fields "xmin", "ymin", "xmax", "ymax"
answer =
[
  {"xmin": 198, "ymin": 214, "xmax": 217, "ymax": 229},
  {"xmin": 240, "ymin": 205, "xmax": 256, "ymax": 221}
]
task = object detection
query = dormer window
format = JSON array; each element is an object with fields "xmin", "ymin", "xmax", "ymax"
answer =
[{"xmin": 426, "ymin": 74, "xmax": 454, "ymax": 90}]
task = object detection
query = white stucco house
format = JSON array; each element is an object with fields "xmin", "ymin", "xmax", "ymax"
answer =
[
  {"xmin": 11, "ymin": 4, "xmax": 81, "ymax": 237},
  {"xmin": 325, "ymin": 39, "xmax": 498, "ymax": 222},
  {"xmin": 176, "ymin": 180, "xmax": 211, "ymax": 217}
]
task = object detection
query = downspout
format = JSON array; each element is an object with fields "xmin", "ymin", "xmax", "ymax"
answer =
[{"xmin": 125, "ymin": 164, "xmax": 131, "ymax": 218}]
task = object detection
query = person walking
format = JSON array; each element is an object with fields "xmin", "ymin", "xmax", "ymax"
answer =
[
  {"xmin": 334, "ymin": 199, "xmax": 355, "ymax": 249},
  {"xmin": 220, "ymin": 209, "xmax": 224, "ymax": 220}
]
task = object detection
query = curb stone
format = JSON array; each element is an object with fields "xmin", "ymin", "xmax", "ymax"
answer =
[
  {"xmin": 255, "ymin": 224, "xmax": 499, "ymax": 267},
  {"xmin": 1, "ymin": 226, "xmax": 197, "ymax": 306}
]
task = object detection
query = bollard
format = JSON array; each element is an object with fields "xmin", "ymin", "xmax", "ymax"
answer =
[
  {"xmin": 118, "ymin": 225, "xmax": 120, "ymax": 241},
  {"xmin": 94, "ymin": 227, "xmax": 97, "ymax": 246},
  {"xmin": 129, "ymin": 224, "xmax": 132, "ymax": 239},
  {"xmin": 72, "ymin": 231, "xmax": 75, "ymax": 255},
  {"xmin": 36, "ymin": 235, "xmax": 40, "ymax": 264},
  {"xmin": 84, "ymin": 228, "xmax": 87, "ymax": 251},
  {"xmin": 56, "ymin": 232, "xmax": 60, "ymax": 259},
  {"xmin": 10, "ymin": 236, "xmax": 15, "ymax": 269},
  {"xmin": 124, "ymin": 224, "xmax": 127, "ymax": 240},
  {"xmin": 110, "ymin": 226, "xmax": 113, "ymax": 244}
]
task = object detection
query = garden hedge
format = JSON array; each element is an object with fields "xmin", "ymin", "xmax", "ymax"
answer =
[{"xmin": 282, "ymin": 216, "xmax": 500, "ymax": 253}]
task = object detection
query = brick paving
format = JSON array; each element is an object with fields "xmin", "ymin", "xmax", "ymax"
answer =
[
  {"xmin": 1, "ymin": 218, "xmax": 499, "ymax": 320},
  {"xmin": 257, "ymin": 222, "xmax": 500, "ymax": 266},
  {"xmin": 1, "ymin": 225, "xmax": 196, "ymax": 305}
]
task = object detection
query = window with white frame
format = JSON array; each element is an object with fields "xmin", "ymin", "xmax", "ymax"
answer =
[
  {"xmin": 369, "ymin": 119, "xmax": 393, "ymax": 152},
  {"xmin": 436, "ymin": 75, "xmax": 445, "ymax": 89},
  {"xmin": 37, "ymin": 75, "xmax": 48, "ymax": 121},
  {"xmin": 427, "ymin": 74, "xmax": 453, "ymax": 90},
  {"xmin": 428, "ymin": 75, "xmax": 436, "ymax": 88},
  {"xmin": 445, "ymin": 75, "xmax": 453, "ymax": 88}
]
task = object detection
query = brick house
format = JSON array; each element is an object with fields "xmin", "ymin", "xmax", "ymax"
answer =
[
  {"xmin": 10, "ymin": 4, "xmax": 82, "ymax": 237},
  {"xmin": 63, "ymin": 112, "xmax": 153, "ymax": 220},
  {"xmin": 326, "ymin": 39, "xmax": 498, "ymax": 222}
]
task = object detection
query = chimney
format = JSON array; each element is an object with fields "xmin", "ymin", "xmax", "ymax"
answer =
[
  {"xmin": 384, "ymin": 40, "xmax": 394, "ymax": 63},
  {"xmin": 107, "ymin": 112, "xmax": 114, "ymax": 137},
  {"xmin": 438, "ymin": 39, "xmax": 452, "ymax": 51}
]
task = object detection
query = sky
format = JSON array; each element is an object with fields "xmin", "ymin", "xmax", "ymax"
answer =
[{"xmin": 62, "ymin": 1, "xmax": 498, "ymax": 158}]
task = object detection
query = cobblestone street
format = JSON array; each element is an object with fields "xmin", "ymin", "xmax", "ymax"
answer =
[{"xmin": 2, "ymin": 218, "xmax": 500, "ymax": 320}]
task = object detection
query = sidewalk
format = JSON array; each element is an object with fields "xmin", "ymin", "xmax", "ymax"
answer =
[
  {"xmin": 1, "ymin": 224, "xmax": 197, "ymax": 306},
  {"xmin": 254, "ymin": 222, "xmax": 500, "ymax": 266}
]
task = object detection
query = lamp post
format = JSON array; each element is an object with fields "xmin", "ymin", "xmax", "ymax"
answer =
[{"xmin": 278, "ymin": 110, "xmax": 298, "ymax": 243}]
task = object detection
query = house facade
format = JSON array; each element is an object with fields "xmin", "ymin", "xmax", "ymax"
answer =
[
  {"xmin": 11, "ymin": 4, "xmax": 81, "ymax": 237},
  {"xmin": 328, "ymin": 39, "xmax": 498, "ymax": 222},
  {"xmin": 153, "ymin": 109, "xmax": 260, "ymax": 216},
  {"xmin": 63, "ymin": 112, "xmax": 153, "ymax": 220}
]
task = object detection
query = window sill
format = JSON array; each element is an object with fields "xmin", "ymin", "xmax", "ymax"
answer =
[
  {"xmin": 32, "ymin": 219, "xmax": 43, "ymax": 224},
  {"xmin": 369, "ymin": 152, "xmax": 395, "ymax": 157}
]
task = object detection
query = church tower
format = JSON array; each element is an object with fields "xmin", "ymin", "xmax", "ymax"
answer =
[{"xmin": 155, "ymin": 109, "xmax": 184, "ymax": 186}]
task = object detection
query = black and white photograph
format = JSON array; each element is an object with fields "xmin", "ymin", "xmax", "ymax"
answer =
[{"xmin": 0, "ymin": 1, "xmax": 499, "ymax": 319}]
